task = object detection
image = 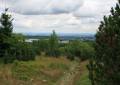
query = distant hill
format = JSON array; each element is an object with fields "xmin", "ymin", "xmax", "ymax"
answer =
[{"xmin": 23, "ymin": 33, "xmax": 95, "ymax": 41}]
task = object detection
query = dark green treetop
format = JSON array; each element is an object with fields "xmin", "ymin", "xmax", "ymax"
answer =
[{"xmin": 88, "ymin": 0, "xmax": 120, "ymax": 85}]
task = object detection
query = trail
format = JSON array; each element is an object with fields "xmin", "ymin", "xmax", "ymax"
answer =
[
  {"xmin": 55, "ymin": 61, "xmax": 81, "ymax": 85},
  {"xmin": 55, "ymin": 61, "xmax": 88, "ymax": 85}
]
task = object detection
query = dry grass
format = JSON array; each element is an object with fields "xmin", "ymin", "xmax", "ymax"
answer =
[{"xmin": 0, "ymin": 56, "xmax": 73, "ymax": 85}]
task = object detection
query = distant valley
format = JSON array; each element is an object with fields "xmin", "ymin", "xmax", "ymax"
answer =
[{"xmin": 24, "ymin": 33, "xmax": 95, "ymax": 41}]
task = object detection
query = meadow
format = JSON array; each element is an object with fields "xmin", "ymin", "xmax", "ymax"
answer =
[{"xmin": 0, "ymin": 56, "xmax": 90, "ymax": 85}]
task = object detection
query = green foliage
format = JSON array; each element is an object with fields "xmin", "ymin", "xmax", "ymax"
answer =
[
  {"xmin": 48, "ymin": 63, "xmax": 69, "ymax": 70},
  {"xmin": 12, "ymin": 61, "xmax": 40, "ymax": 81},
  {"xmin": 65, "ymin": 40, "xmax": 80, "ymax": 60},
  {"xmin": 88, "ymin": 1, "xmax": 120, "ymax": 85},
  {"xmin": 46, "ymin": 30, "xmax": 60, "ymax": 57},
  {"xmin": 80, "ymin": 41, "xmax": 95, "ymax": 61},
  {"xmin": 0, "ymin": 9, "xmax": 14, "ymax": 63},
  {"xmin": 58, "ymin": 47, "xmax": 66, "ymax": 56},
  {"xmin": 65, "ymin": 40, "xmax": 95, "ymax": 61},
  {"xmin": 75, "ymin": 71, "xmax": 91, "ymax": 85},
  {"xmin": 10, "ymin": 34, "xmax": 36, "ymax": 61},
  {"xmin": 0, "ymin": 9, "xmax": 36, "ymax": 63},
  {"xmin": 32, "ymin": 39, "xmax": 49, "ymax": 55},
  {"xmin": 16, "ymin": 42, "xmax": 35, "ymax": 61}
]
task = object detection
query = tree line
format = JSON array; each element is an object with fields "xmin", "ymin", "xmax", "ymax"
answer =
[{"xmin": 32, "ymin": 30, "xmax": 94, "ymax": 60}]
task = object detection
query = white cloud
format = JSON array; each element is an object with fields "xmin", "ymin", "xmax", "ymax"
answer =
[
  {"xmin": 12, "ymin": 13, "xmax": 82, "ymax": 33},
  {"xmin": 74, "ymin": 0, "xmax": 117, "ymax": 19},
  {"xmin": 0, "ymin": 0, "xmax": 117, "ymax": 33},
  {"xmin": 6, "ymin": 0, "xmax": 83, "ymax": 15}
]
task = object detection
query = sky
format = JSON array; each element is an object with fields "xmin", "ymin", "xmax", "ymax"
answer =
[{"xmin": 0, "ymin": 0, "xmax": 117, "ymax": 34}]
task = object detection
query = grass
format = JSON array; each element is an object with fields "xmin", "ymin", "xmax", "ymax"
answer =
[
  {"xmin": 0, "ymin": 56, "xmax": 73, "ymax": 85},
  {"xmin": 75, "ymin": 71, "xmax": 91, "ymax": 85},
  {"xmin": 74, "ymin": 61, "xmax": 91, "ymax": 85},
  {"xmin": 0, "ymin": 56, "xmax": 91, "ymax": 85}
]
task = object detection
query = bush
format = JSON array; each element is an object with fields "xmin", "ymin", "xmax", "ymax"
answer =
[
  {"xmin": 15, "ymin": 42, "xmax": 36, "ymax": 61},
  {"xmin": 32, "ymin": 39, "xmax": 49, "ymax": 55},
  {"xmin": 65, "ymin": 40, "xmax": 94, "ymax": 61}
]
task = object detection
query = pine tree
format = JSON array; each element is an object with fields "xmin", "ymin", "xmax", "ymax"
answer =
[
  {"xmin": 47, "ymin": 30, "xmax": 60, "ymax": 57},
  {"xmin": 88, "ymin": 0, "xmax": 120, "ymax": 85},
  {"xmin": 0, "ymin": 8, "xmax": 14, "ymax": 63}
]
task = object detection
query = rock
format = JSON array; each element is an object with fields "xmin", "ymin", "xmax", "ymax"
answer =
[{"xmin": 43, "ymin": 79, "xmax": 47, "ymax": 83}]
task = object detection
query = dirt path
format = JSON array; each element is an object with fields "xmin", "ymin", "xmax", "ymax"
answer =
[
  {"xmin": 55, "ymin": 61, "xmax": 80, "ymax": 85},
  {"xmin": 55, "ymin": 61, "xmax": 88, "ymax": 85}
]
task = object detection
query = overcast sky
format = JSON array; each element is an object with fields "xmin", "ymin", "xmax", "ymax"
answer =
[{"xmin": 0, "ymin": 0, "xmax": 117, "ymax": 33}]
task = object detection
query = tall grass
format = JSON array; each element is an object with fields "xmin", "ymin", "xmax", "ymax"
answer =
[{"xmin": 0, "ymin": 56, "xmax": 73, "ymax": 85}]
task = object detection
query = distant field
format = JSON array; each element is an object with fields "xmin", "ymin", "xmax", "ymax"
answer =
[
  {"xmin": 0, "ymin": 56, "xmax": 91, "ymax": 85},
  {"xmin": 25, "ymin": 34, "xmax": 95, "ymax": 41}
]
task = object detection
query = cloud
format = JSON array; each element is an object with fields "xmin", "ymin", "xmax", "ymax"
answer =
[
  {"xmin": 12, "ymin": 13, "xmax": 82, "ymax": 33},
  {"xmin": 73, "ymin": 0, "xmax": 117, "ymax": 32},
  {"xmin": 5, "ymin": 0, "xmax": 83, "ymax": 15},
  {"xmin": 0, "ymin": 0, "xmax": 117, "ymax": 33},
  {"xmin": 74, "ymin": 0, "xmax": 117, "ymax": 17}
]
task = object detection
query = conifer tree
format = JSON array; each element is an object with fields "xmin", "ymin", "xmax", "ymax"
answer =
[
  {"xmin": 47, "ymin": 30, "xmax": 59, "ymax": 57},
  {"xmin": 88, "ymin": 0, "xmax": 120, "ymax": 85},
  {"xmin": 0, "ymin": 8, "xmax": 14, "ymax": 63}
]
